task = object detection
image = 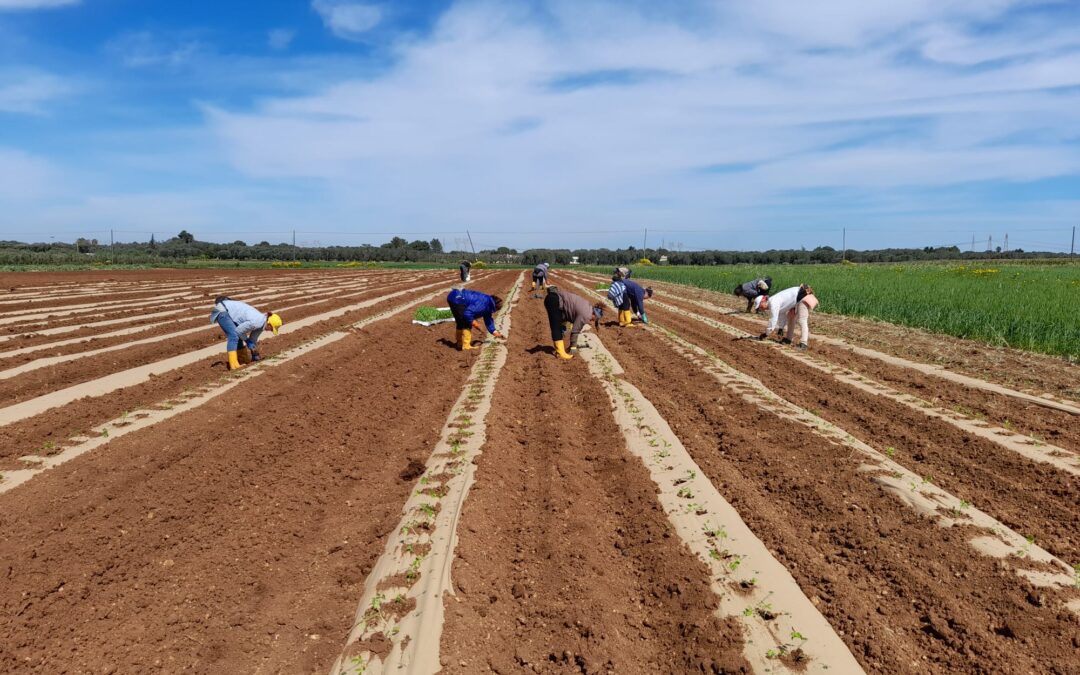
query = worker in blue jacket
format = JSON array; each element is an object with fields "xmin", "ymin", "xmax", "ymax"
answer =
[
  {"xmin": 624, "ymin": 279, "xmax": 654, "ymax": 324},
  {"xmin": 447, "ymin": 288, "xmax": 503, "ymax": 351}
]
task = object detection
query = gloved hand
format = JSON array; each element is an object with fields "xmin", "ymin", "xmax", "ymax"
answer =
[
  {"xmin": 639, "ymin": 312, "xmax": 648, "ymax": 324},
  {"xmin": 492, "ymin": 330, "xmax": 504, "ymax": 339},
  {"xmin": 472, "ymin": 320, "xmax": 482, "ymax": 330},
  {"xmin": 776, "ymin": 328, "xmax": 785, "ymax": 338}
]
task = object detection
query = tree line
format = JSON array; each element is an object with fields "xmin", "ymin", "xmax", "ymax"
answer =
[{"xmin": 0, "ymin": 233, "xmax": 1071, "ymax": 267}]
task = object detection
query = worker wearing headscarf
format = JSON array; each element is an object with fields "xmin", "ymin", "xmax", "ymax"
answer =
[
  {"xmin": 624, "ymin": 279, "xmax": 653, "ymax": 324},
  {"xmin": 734, "ymin": 277, "xmax": 773, "ymax": 312},
  {"xmin": 759, "ymin": 284, "xmax": 816, "ymax": 349},
  {"xmin": 447, "ymin": 288, "xmax": 503, "ymax": 351},
  {"xmin": 612, "ymin": 266, "xmax": 632, "ymax": 280},
  {"xmin": 544, "ymin": 286, "xmax": 602, "ymax": 359},
  {"xmin": 459, "ymin": 260, "xmax": 472, "ymax": 282},
  {"xmin": 210, "ymin": 296, "xmax": 283, "ymax": 370},
  {"xmin": 531, "ymin": 262, "xmax": 550, "ymax": 290}
]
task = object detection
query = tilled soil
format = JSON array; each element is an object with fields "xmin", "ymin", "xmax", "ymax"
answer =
[
  {"xmin": 590, "ymin": 314, "xmax": 1080, "ymax": 674},
  {"xmin": 627, "ymin": 275, "xmax": 1080, "ymax": 403},
  {"xmin": 0, "ymin": 272, "xmax": 487, "ymax": 463},
  {"xmin": 0, "ymin": 273, "xmax": 440, "ymax": 405},
  {"xmin": 643, "ymin": 303, "xmax": 1080, "ymax": 563},
  {"xmin": 438, "ymin": 289, "xmax": 750, "ymax": 674},
  {"xmin": 0, "ymin": 273, "xmax": 516, "ymax": 674}
]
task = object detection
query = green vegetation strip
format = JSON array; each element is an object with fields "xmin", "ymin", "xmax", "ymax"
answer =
[{"xmin": 585, "ymin": 263, "xmax": 1080, "ymax": 358}]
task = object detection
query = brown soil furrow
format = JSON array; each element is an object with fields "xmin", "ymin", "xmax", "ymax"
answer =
[
  {"xmin": 0, "ymin": 274, "xmax": 497, "ymax": 495},
  {"xmin": 632, "ymin": 299, "xmax": 1080, "ymax": 564},
  {"xmin": 577, "ymin": 305, "xmax": 1080, "ymax": 673},
  {"xmin": 0, "ymin": 276, "xmax": 513, "ymax": 674},
  {"xmin": 438, "ymin": 287, "xmax": 750, "ymax": 674},
  {"xmin": 0, "ymin": 273, "xmax": 426, "ymax": 369},
  {"xmin": 0, "ymin": 273, "xmax": 451, "ymax": 407},
  {"xmin": 0, "ymin": 270, "xmax": 400, "ymax": 338},
  {"xmin": 576, "ymin": 329, "xmax": 862, "ymax": 671},
  {"xmin": 332, "ymin": 274, "xmax": 523, "ymax": 674},
  {"xmin": 0, "ymin": 272, "xmax": 480, "ymax": 462},
  {"xmin": 606, "ymin": 273, "xmax": 1080, "ymax": 407},
  {"xmin": 597, "ymin": 274, "xmax": 1080, "ymax": 456}
]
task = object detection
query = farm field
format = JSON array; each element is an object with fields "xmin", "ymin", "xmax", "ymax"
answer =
[
  {"xmin": 0, "ymin": 267, "xmax": 1078, "ymax": 674},
  {"xmin": 585, "ymin": 262, "xmax": 1080, "ymax": 358}
]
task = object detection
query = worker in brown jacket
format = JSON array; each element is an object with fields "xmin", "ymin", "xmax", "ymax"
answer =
[{"xmin": 543, "ymin": 285, "xmax": 602, "ymax": 360}]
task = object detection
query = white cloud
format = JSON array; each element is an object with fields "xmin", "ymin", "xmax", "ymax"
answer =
[
  {"xmin": 198, "ymin": 0, "xmax": 1080, "ymax": 246},
  {"xmin": 268, "ymin": 28, "xmax": 296, "ymax": 50},
  {"xmin": 0, "ymin": 69, "xmax": 72, "ymax": 113},
  {"xmin": 105, "ymin": 31, "xmax": 202, "ymax": 68},
  {"xmin": 0, "ymin": 0, "xmax": 78, "ymax": 10},
  {"xmin": 311, "ymin": 0, "xmax": 382, "ymax": 41},
  {"xmin": 8, "ymin": 0, "xmax": 1080, "ymax": 248}
]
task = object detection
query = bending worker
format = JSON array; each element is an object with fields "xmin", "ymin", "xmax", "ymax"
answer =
[
  {"xmin": 210, "ymin": 296, "xmax": 283, "ymax": 370},
  {"xmin": 447, "ymin": 287, "xmax": 503, "ymax": 351},
  {"xmin": 759, "ymin": 284, "xmax": 816, "ymax": 350},
  {"xmin": 531, "ymin": 261, "xmax": 550, "ymax": 290},
  {"xmin": 734, "ymin": 276, "xmax": 773, "ymax": 312},
  {"xmin": 459, "ymin": 260, "xmax": 472, "ymax": 283},
  {"xmin": 607, "ymin": 275, "xmax": 636, "ymax": 328},
  {"xmin": 544, "ymin": 285, "xmax": 602, "ymax": 359},
  {"xmin": 625, "ymin": 278, "xmax": 653, "ymax": 324}
]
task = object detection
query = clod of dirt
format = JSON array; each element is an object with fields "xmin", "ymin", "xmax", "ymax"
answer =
[{"xmin": 399, "ymin": 458, "xmax": 426, "ymax": 481}]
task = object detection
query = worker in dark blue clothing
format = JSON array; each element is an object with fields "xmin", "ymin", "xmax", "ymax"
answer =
[
  {"xmin": 624, "ymin": 279, "xmax": 654, "ymax": 324},
  {"xmin": 446, "ymin": 288, "xmax": 503, "ymax": 351}
]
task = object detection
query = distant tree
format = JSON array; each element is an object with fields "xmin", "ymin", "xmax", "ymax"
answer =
[
  {"xmin": 430, "ymin": 238, "xmax": 443, "ymax": 253},
  {"xmin": 382, "ymin": 236, "xmax": 408, "ymax": 248},
  {"xmin": 409, "ymin": 239, "xmax": 431, "ymax": 251},
  {"xmin": 232, "ymin": 240, "xmax": 247, "ymax": 247},
  {"xmin": 177, "ymin": 230, "xmax": 195, "ymax": 244},
  {"xmin": 149, "ymin": 234, "xmax": 156, "ymax": 250}
]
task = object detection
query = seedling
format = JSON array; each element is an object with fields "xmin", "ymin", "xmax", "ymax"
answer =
[
  {"xmin": 405, "ymin": 555, "xmax": 424, "ymax": 581},
  {"xmin": 674, "ymin": 470, "xmax": 696, "ymax": 485},
  {"xmin": 1073, "ymin": 563, "xmax": 1080, "ymax": 589},
  {"xmin": 100, "ymin": 428, "xmax": 109, "ymax": 438},
  {"xmin": 703, "ymin": 522, "xmax": 727, "ymax": 540},
  {"xmin": 885, "ymin": 446, "xmax": 896, "ymax": 457},
  {"xmin": 1017, "ymin": 535, "xmax": 1035, "ymax": 558},
  {"xmin": 677, "ymin": 487, "xmax": 694, "ymax": 499}
]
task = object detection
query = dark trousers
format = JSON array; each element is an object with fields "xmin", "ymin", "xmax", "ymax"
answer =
[
  {"xmin": 449, "ymin": 303, "xmax": 471, "ymax": 329},
  {"xmin": 544, "ymin": 293, "xmax": 564, "ymax": 341}
]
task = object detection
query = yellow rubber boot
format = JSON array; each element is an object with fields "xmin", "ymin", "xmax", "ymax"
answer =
[
  {"xmin": 461, "ymin": 330, "xmax": 473, "ymax": 351},
  {"xmin": 554, "ymin": 339, "xmax": 573, "ymax": 360},
  {"xmin": 227, "ymin": 350, "xmax": 241, "ymax": 370},
  {"xmin": 531, "ymin": 281, "xmax": 536, "ymax": 290}
]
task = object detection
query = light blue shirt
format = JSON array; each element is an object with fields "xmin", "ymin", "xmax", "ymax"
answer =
[{"xmin": 210, "ymin": 299, "xmax": 266, "ymax": 337}]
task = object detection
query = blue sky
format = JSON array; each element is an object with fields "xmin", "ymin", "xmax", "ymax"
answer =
[{"xmin": 2, "ymin": 0, "xmax": 1080, "ymax": 252}]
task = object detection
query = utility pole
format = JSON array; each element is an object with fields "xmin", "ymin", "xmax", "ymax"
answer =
[
  {"xmin": 466, "ymin": 230, "xmax": 476, "ymax": 257},
  {"xmin": 642, "ymin": 228, "xmax": 648, "ymax": 255},
  {"xmin": 971, "ymin": 233, "xmax": 975, "ymax": 252},
  {"xmin": 987, "ymin": 235, "xmax": 992, "ymax": 252},
  {"xmin": 842, "ymin": 228, "xmax": 846, "ymax": 262},
  {"xmin": 292, "ymin": 230, "xmax": 296, "ymax": 247},
  {"xmin": 1072, "ymin": 225, "xmax": 1076, "ymax": 256},
  {"xmin": 1004, "ymin": 233, "xmax": 1008, "ymax": 253},
  {"xmin": 110, "ymin": 229, "xmax": 114, "ymax": 247}
]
